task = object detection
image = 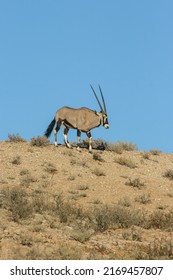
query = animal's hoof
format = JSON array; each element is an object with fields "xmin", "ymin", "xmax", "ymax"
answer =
[
  {"xmin": 67, "ymin": 144, "xmax": 72, "ymax": 149},
  {"xmin": 77, "ymin": 146, "xmax": 81, "ymax": 152}
]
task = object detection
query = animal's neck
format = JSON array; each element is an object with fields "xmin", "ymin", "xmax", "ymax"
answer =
[{"xmin": 97, "ymin": 114, "xmax": 103, "ymax": 126}]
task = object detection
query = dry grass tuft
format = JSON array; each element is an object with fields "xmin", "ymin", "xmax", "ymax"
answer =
[
  {"xmin": 164, "ymin": 169, "xmax": 173, "ymax": 181},
  {"xmin": 114, "ymin": 156, "xmax": 136, "ymax": 169},
  {"xmin": 7, "ymin": 133, "xmax": 26, "ymax": 142},
  {"xmin": 11, "ymin": 155, "xmax": 21, "ymax": 165},
  {"xmin": 125, "ymin": 178, "xmax": 145, "ymax": 189},
  {"xmin": 1, "ymin": 187, "xmax": 32, "ymax": 222},
  {"xmin": 106, "ymin": 141, "xmax": 138, "ymax": 153},
  {"xmin": 150, "ymin": 149, "xmax": 162, "ymax": 155},
  {"xmin": 30, "ymin": 136, "xmax": 50, "ymax": 147}
]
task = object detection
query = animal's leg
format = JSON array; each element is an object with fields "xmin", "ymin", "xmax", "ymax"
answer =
[
  {"xmin": 63, "ymin": 127, "xmax": 71, "ymax": 148},
  {"xmin": 54, "ymin": 120, "xmax": 62, "ymax": 146},
  {"xmin": 86, "ymin": 131, "xmax": 92, "ymax": 153},
  {"xmin": 77, "ymin": 129, "xmax": 81, "ymax": 151},
  {"xmin": 77, "ymin": 129, "xmax": 81, "ymax": 145}
]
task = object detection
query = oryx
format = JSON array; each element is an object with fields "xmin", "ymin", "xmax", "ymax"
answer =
[{"xmin": 44, "ymin": 85, "xmax": 109, "ymax": 152}]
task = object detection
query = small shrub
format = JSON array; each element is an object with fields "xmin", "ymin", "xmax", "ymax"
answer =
[
  {"xmin": 70, "ymin": 229, "xmax": 93, "ymax": 243},
  {"xmin": 147, "ymin": 238, "xmax": 173, "ymax": 259},
  {"xmin": 92, "ymin": 199, "xmax": 102, "ymax": 205},
  {"xmin": 150, "ymin": 149, "xmax": 162, "ymax": 155},
  {"xmin": 156, "ymin": 204, "xmax": 167, "ymax": 210},
  {"xmin": 114, "ymin": 156, "xmax": 136, "ymax": 169},
  {"xmin": 11, "ymin": 155, "xmax": 21, "ymax": 165},
  {"xmin": 95, "ymin": 206, "xmax": 111, "ymax": 232},
  {"xmin": 32, "ymin": 194, "xmax": 47, "ymax": 214},
  {"xmin": 93, "ymin": 168, "xmax": 105, "ymax": 176},
  {"xmin": 68, "ymin": 175, "xmax": 75, "ymax": 181},
  {"xmin": 20, "ymin": 173, "xmax": 36, "ymax": 187},
  {"xmin": 164, "ymin": 170, "xmax": 173, "ymax": 181},
  {"xmin": 167, "ymin": 192, "xmax": 173, "ymax": 198},
  {"xmin": 131, "ymin": 228, "xmax": 142, "ymax": 242},
  {"xmin": 7, "ymin": 133, "xmax": 26, "ymax": 142},
  {"xmin": 148, "ymin": 209, "xmax": 173, "ymax": 230},
  {"xmin": 30, "ymin": 136, "xmax": 50, "ymax": 147},
  {"xmin": 122, "ymin": 228, "xmax": 142, "ymax": 242},
  {"xmin": 44, "ymin": 162, "xmax": 57, "ymax": 174},
  {"xmin": 92, "ymin": 138, "xmax": 107, "ymax": 150},
  {"xmin": 78, "ymin": 192, "xmax": 87, "ymax": 198},
  {"xmin": 93, "ymin": 152, "xmax": 103, "ymax": 162},
  {"xmin": 94, "ymin": 204, "xmax": 146, "ymax": 231},
  {"xmin": 20, "ymin": 235, "xmax": 33, "ymax": 246},
  {"xmin": 20, "ymin": 169, "xmax": 30, "ymax": 176},
  {"xmin": 78, "ymin": 184, "xmax": 89, "ymax": 191},
  {"xmin": 70, "ymin": 159, "xmax": 77, "ymax": 165},
  {"xmin": 52, "ymin": 243, "xmax": 82, "ymax": 260},
  {"xmin": 54, "ymin": 194, "xmax": 84, "ymax": 223},
  {"xmin": 142, "ymin": 152, "xmax": 150, "ymax": 160},
  {"xmin": 106, "ymin": 141, "xmax": 137, "ymax": 153},
  {"xmin": 1, "ymin": 187, "xmax": 32, "ymax": 221},
  {"xmin": 105, "ymin": 142, "xmax": 123, "ymax": 154},
  {"xmin": 70, "ymin": 158, "xmax": 88, "ymax": 167},
  {"xmin": 135, "ymin": 193, "xmax": 151, "ymax": 204},
  {"xmin": 125, "ymin": 178, "xmax": 145, "ymax": 189},
  {"xmin": 118, "ymin": 196, "xmax": 131, "ymax": 207}
]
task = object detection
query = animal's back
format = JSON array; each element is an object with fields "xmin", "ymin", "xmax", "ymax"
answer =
[{"xmin": 55, "ymin": 106, "xmax": 94, "ymax": 118}]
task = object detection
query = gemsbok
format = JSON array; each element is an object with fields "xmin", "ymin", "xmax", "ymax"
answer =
[{"xmin": 44, "ymin": 85, "xmax": 109, "ymax": 152}]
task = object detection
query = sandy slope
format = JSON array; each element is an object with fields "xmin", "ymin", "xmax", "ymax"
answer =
[{"xmin": 0, "ymin": 141, "xmax": 173, "ymax": 259}]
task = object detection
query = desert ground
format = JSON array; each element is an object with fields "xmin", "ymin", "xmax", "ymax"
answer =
[{"xmin": 0, "ymin": 136, "xmax": 173, "ymax": 259}]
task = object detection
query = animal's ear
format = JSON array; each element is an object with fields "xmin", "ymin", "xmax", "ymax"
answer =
[{"xmin": 95, "ymin": 111, "xmax": 100, "ymax": 116}]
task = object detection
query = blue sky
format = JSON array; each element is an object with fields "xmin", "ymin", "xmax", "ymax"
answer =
[{"xmin": 0, "ymin": 0, "xmax": 173, "ymax": 152}]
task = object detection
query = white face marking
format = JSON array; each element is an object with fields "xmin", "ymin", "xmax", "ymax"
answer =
[{"xmin": 104, "ymin": 124, "xmax": 109, "ymax": 129}]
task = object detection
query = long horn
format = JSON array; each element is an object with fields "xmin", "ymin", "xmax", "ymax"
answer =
[
  {"xmin": 98, "ymin": 84, "xmax": 107, "ymax": 113},
  {"xmin": 90, "ymin": 84, "xmax": 103, "ymax": 112}
]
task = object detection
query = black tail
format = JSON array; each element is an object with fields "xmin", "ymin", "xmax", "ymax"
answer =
[{"xmin": 44, "ymin": 118, "xmax": 56, "ymax": 138}]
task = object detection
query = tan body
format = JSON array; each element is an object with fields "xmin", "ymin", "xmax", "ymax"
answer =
[{"xmin": 56, "ymin": 107, "xmax": 102, "ymax": 131}]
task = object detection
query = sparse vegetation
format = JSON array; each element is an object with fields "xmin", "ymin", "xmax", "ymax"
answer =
[
  {"xmin": 93, "ymin": 167, "xmax": 105, "ymax": 176},
  {"xmin": 106, "ymin": 141, "xmax": 138, "ymax": 153},
  {"xmin": 7, "ymin": 133, "xmax": 26, "ymax": 142},
  {"xmin": 150, "ymin": 149, "xmax": 162, "ymax": 155},
  {"xmin": 1, "ymin": 187, "xmax": 32, "ymax": 222},
  {"xmin": 125, "ymin": 178, "xmax": 145, "ymax": 189},
  {"xmin": 11, "ymin": 155, "xmax": 21, "ymax": 165},
  {"xmin": 114, "ymin": 156, "xmax": 136, "ymax": 168},
  {"xmin": 1, "ymin": 139, "xmax": 173, "ymax": 260},
  {"xmin": 135, "ymin": 193, "xmax": 151, "ymax": 204},
  {"xmin": 20, "ymin": 172, "xmax": 36, "ymax": 187},
  {"xmin": 68, "ymin": 175, "xmax": 75, "ymax": 181},
  {"xmin": 93, "ymin": 152, "xmax": 103, "ymax": 161},
  {"xmin": 95, "ymin": 206, "xmax": 111, "ymax": 232},
  {"xmin": 30, "ymin": 136, "xmax": 50, "ymax": 147},
  {"xmin": 142, "ymin": 152, "xmax": 150, "ymax": 160},
  {"xmin": 135, "ymin": 237, "xmax": 173, "ymax": 260},
  {"xmin": 164, "ymin": 169, "xmax": 173, "ymax": 181},
  {"xmin": 44, "ymin": 162, "xmax": 57, "ymax": 174},
  {"xmin": 20, "ymin": 169, "xmax": 30, "ymax": 176},
  {"xmin": 118, "ymin": 196, "xmax": 131, "ymax": 207},
  {"xmin": 148, "ymin": 209, "xmax": 173, "ymax": 230},
  {"xmin": 78, "ymin": 184, "xmax": 89, "ymax": 191}
]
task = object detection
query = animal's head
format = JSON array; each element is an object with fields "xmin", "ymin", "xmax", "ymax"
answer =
[{"xmin": 91, "ymin": 85, "xmax": 109, "ymax": 129}]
